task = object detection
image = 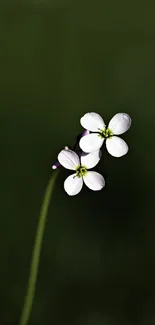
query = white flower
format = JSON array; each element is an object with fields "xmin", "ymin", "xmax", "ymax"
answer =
[
  {"xmin": 79, "ymin": 112, "xmax": 131, "ymax": 157},
  {"xmin": 57, "ymin": 148, "xmax": 105, "ymax": 196}
]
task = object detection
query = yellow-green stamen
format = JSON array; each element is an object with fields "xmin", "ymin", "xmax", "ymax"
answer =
[
  {"xmin": 98, "ymin": 127, "xmax": 113, "ymax": 139},
  {"xmin": 75, "ymin": 165, "xmax": 87, "ymax": 178}
]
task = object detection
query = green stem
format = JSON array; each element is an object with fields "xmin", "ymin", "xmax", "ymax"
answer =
[{"xmin": 19, "ymin": 171, "xmax": 59, "ymax": 325}]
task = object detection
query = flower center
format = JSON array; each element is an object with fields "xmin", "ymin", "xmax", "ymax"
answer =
[
  {"xmin": 75, "ymin": 165, "xmax": 87, "ymax": 178},
  {"xmin": 98, "ymin": 127, "xmax": 113, "ymax": 139}
]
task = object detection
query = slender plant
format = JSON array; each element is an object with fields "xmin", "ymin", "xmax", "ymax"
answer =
[{"xmin": 19, "ymin": 111, "xmax": 131, "ymax": 325}]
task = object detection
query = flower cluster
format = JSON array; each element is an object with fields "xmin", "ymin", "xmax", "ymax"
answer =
[{"xmin": 52, "ymin": 112, "xmax": 131, "ymax": 196}]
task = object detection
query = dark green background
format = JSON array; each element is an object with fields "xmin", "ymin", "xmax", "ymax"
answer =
[{"xmin": 1, "ymin": 1, "xmax": 155, "ymax": 324}]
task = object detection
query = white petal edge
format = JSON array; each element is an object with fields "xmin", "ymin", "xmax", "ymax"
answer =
[
  {"xmin": 64, "ymin": 174, "xmax": 83, "ymax": 196},
  {"xmin": 58, "ymin": 149, "xmax": 80, "ymax": 170},
  {"xmin": 83, "ymin": 171, "xmax": 105, "ymax": 191},
  {"xmin": 108, "ymin": 113, "xmax": 131, "ymax": 135},
  {"xmin": 80, "ymin": 150, "xmax": 102, "ymax": 169},
  {"xmin": 80, "ymin": 112, "xmax": 105, "ymax": 132},
  {"xmin": 106, "ymin": 136, "xmax": 129, "ymax": 157},
  {"xmin": 79, "ymin": 133, "xmax": 104, "ymax": 153}
]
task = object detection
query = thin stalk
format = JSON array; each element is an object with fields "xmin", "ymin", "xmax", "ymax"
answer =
[{"xmin": 19, "ymin": 171, "xmax": 58, "ymax": 325}]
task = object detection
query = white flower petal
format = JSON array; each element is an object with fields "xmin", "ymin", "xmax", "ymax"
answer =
[
  {"xmin": 58, "ymin": 149, "xmax": 80, "ymax": 170},
  {"xmin": 80, "ymin": 112, "xmax": 105, "ymax": 132},
  {"xmin": 80, "ymin": 150, "xmax": 102, "ymax": 169},
  {"xmin": 79, "ymin": 133, "xmax": 104, "ymax": 153},
  {"xmin": 108, "ymin": 113, "xmax": 131, "ymax": 135},
  {"xmin": 64, "ymin": 174, "xmax": 83, "ymax": 196},
  {"xmin": 106, "ymin": 136, "xmax": 128, "ymax": 157},
  {"xmin": 83, "ymin": 171, "xmax": 105, "ymax": 191}
]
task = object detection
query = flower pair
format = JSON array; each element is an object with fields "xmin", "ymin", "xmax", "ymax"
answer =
[{"xmin": 53, "ymin": 112, "xmax": 131, "ymax": 196}]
